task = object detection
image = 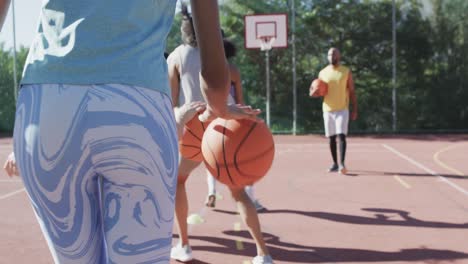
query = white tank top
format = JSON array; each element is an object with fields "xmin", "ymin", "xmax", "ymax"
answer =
[{"xmin": 168, "ymin": 44, "xmax": 234, "ymax": 106}]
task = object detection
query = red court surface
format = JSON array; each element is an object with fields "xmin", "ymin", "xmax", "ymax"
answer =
[{"xmin": 0, "ymin": 135, "xmax": 467, "ymax": 264}]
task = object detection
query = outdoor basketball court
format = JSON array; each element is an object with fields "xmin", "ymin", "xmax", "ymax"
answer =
[
  {"xmin": 1, "ymin": 134, "xmax": 467, "ymax": 264},
  {"xmin": 1, "ymin": 3, "xmax": 467, "ymax": 264}
]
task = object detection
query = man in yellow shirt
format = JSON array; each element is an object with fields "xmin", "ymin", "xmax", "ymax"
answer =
[{"xmin": 318, "ymin": 48, "xmax": 358, "ymax": 174}]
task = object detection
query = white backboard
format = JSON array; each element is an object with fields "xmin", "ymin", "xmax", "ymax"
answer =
[{"xmin": 244, "ymin": 13, "xmax": 288, "ymax": 50}]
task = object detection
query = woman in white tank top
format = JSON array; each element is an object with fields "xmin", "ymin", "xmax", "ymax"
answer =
[{"xmin": 166, "ymin": 5, "xmax": 274, "ymax": 264}]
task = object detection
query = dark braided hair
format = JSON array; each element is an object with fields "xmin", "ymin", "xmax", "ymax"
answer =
[
  {"xmin": 180, "ymin": 3, "xmax": 197, "ymax": 47},
  {"xmin": 223, "ymin": 39, "xmax": 237, "ymax": 59}
]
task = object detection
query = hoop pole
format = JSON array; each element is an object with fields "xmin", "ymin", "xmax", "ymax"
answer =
[
  {"xmin": 291, "ymin": 0, "xmax": 297, "ymax": 135},
  {"xmin": 265, "ymin": 49, "xmax": 271, "ymax": 128},
  {"xmin": 12, "ymin": 0, "xmax": 18, "ymax": 102},
  {"xmin": 392, "ymin": 0, "xmax": 397, "ymax": 131}
]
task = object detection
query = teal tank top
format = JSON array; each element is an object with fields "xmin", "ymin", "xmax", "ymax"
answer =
[{"xmin": 21, "ymin": 0, "xmax": 176, "ymax": 97}]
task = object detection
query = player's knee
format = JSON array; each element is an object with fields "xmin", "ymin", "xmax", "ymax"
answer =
[
  {"xmin": 177, "ymin": 174, "xmax": 189, "ymax": 185},
  {"xmin": 338, "ymin": 134, "xmax": 346, "ymax": 142},
  {"xmin": 228, "ymin": 186, "xmax": 245, "ymax": 201}
]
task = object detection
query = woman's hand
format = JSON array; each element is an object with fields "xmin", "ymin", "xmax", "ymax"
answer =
[
  {"xmin": 175, "ymin": 101, "xmax": 206, "ymax": 125},
  {"xmin": 198, "ymin": 104, "xmax": 261, "ymax": 123},
  {"xmin": 3, "ymin": 152, "xmax": 19, "ymax": 177}
]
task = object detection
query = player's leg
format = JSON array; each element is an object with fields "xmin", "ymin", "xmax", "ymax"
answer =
[
  {"xmin": 338, "ymin": 134, "xmax": 347, "ymax": 165},
  {"xmin": 324, "ymin": 111, "xmax": 338, "ymax": 172},
  {"xmin": 229, "ymin": 187, "xmax": 273, "ymax": 263},
  {"xmin": 335, "ymin": 109, "xmax": 350, "ymax": 174},
  {"xmin": 205, "ymin": 172, "xmax": 217, "ymax": 207},
  {"xmin": 88, "ymin": 84, "xmax": 179, "ymax": 263},
  {"xmin": 245, "ymin": 185, "xmax": 264, "ymax": 211},
  {"xmin": 328, "ymin": 135, "xmax": 338, "ymax": 172},
  {"xmin": 13, "ymin": 84, "xmax": 106, "ymax": 263},
  {"xmin": 171, "ymin": 156, "xmax": 201, "ymax": 262}
]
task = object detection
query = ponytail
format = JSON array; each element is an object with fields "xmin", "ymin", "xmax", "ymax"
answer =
[{"xmin": 180, "ymin": 3, "xmax": 197, "ymax": 47}]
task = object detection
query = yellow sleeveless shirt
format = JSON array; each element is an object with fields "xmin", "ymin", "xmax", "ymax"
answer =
[{"xmin": 319, "ymin": 65, "xmax": 349, "ymax": 112}]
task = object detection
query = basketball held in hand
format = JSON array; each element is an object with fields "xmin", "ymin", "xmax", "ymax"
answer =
[
  {"xmin": 179, "ymin": 115, "xmax": 211, "ymax": 162},
  {"xmin": 309, "ymin": 78, "xmax": 328, "ymax": 97},
  {"xmin": 201, "ymin": 118, "xmax": 275, "ymax": 188}
]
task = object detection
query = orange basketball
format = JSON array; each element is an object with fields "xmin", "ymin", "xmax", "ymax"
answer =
[
  {"xmin": 201, "ymin": 118, "xmax": 275, "ymax": 188},
  {"xmin": 179, "ymin": 115, "xmax": 211, "ymax": 162},
  {"xmin": 309, "ymin": 78, "xmax": 328, "ymax": 97}
]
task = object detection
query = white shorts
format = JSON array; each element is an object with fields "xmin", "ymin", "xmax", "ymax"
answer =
[{"xmin": 323, "ymin": 109, "xmax": 349, "ymax": 137}]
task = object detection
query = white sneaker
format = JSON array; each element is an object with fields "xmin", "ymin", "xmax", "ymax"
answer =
[
  {"xmin": 252, "ymin": 255, "xmax": 274, "ymax": 264},
  {"xmin": 253, "ymin": 200, "xmax": 265, "ymax": 211},
  {"xmin": 170, "ymin": 243, "xmax": 193, "ymax": 262},
  {"xmin": 339, "ymin": 165, "xmax": 348, "ymax": 175}
]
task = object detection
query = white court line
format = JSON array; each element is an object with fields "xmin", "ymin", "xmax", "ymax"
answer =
[
  {"xmin": 393, "ymin": 175, "xmax": 411, "ymax": 189},
  {"xmin": 0, "ymin": 145, "xmax": 13, "ymax": 149},
  {"xmin": 0, "ymin": 188, "xmax": 25, "ymax": 200},
  {"xmin": 0, "ymin": 179, "xmax": 22, "ymax": 183},
  {"xmin": 383, "ymin": 144, "xmax": 468, "ymax": 197}
]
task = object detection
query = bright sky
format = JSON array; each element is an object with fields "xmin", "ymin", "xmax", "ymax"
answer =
[{"xmin": 0, "ymin": 0, "xmax": 42, "ymax": 50}]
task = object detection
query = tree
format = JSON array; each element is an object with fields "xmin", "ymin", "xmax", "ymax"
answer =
[
  {"xmin": 169, "ymin": 0, "xmax": 468, "ymax": 133},
  {"xmin": 423, "ymin": 0, "xmax": 468, "ymax": 129},
  {"xmin": 0, "ymin": 45, "xmax": 28, "ymax": 133}
]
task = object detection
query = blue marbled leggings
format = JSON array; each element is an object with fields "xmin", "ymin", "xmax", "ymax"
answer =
[{"xmin": 13, "ymin": 84, "xmax": 178, "ymax": 263}]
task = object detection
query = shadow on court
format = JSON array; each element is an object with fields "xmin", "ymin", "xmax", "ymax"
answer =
[
  {"xmin": 356, "ymin": 134, "xmax": 468, "ymax": 142},
  {"xmin": 214, "ymin": 208, "xmax": 468, "ymax": 229},
  {"xmin": 179, "ymin": 260, "xmax": 211, "ymax": 264},
  {"xmin": 185, "ymin": 232, "xmax": 468, "ymax": 263},
  {"xmin": 347, "ymin": 170, "xmax": 468, "ymax": 179}
]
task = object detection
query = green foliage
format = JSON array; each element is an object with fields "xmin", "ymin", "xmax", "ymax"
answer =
[
  {"xmin": 2, "ymin": 1, "xmax": 467, "ymax": 133},
  {"xmin": 423, "ymin": 0, "xmax": 468, "ymax": 129},
  {"xmin": 166, "ymin": 15, "xmax": 182, "ymax": 54},
  {"xmin": 216, "ymin": 0, "xmax": 468, "ymax": 133},
  {"xmin": 0, "ymin": 45, "xmax": 28, "ymax": 132}
]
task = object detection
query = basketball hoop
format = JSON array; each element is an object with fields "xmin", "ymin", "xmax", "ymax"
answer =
[
  {"xmin": 260, "ymin": 37, "xmax": 276, "ymax": 51},
  {"xmin": 245, "ymin": 14, "xmax": 287, "ymax": 50},
  {"xmin": 244, "ymin": 14, "xmax": 287, "ymax": 128}
]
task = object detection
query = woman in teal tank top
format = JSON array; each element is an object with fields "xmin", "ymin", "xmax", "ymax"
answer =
[{"xmin": 1, "ymin": 1, "xmax": 260, "ymax": 263}]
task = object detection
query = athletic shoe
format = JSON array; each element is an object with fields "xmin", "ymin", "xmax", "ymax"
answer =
[
  {"xmin": 205, "ymin": 194, "xmax": 216, "ymax": 208},
  {"xmin": 252, "ymin": 255, "xmax": 274, "ymax": 264},
  {"xmin": 253, "ymin": 200, "xmax": 265, "ymax": 211},
  {"xmin": 339, "ymin": 165, "xmax": 348, "ymax": 175},
  {"xmin": 327, "ymin": 163, "xmax": 339, "ymax": 172},
  {"xmin": 170, "ymin": 243, "xmax": 193, "ymax": 262}
]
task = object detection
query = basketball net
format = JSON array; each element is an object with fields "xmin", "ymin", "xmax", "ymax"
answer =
[{"xmin": 260, "ymin": 37, "xmax": 276, "ymax": 51}]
